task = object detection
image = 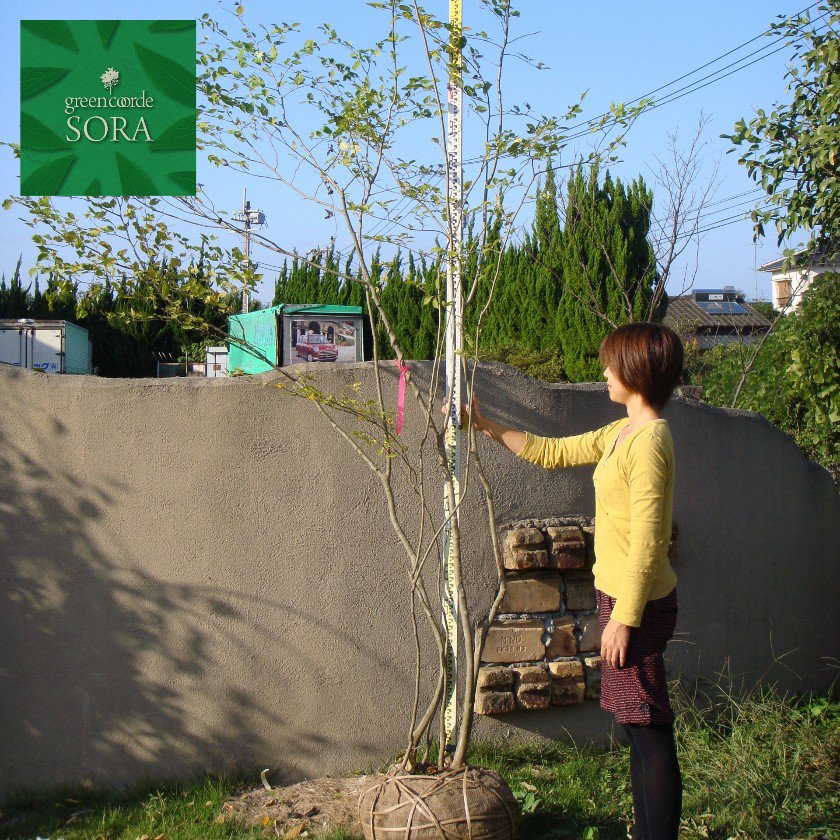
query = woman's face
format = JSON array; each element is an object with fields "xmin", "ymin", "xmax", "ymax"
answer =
[{"xmin": 603, "ymin": 365, "xmax": 633, "ymax": 405}]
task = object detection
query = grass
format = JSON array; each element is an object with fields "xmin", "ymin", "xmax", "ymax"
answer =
[{"xmin": 2, "ymin": 681, "xmax": 838, "ymax": 840}]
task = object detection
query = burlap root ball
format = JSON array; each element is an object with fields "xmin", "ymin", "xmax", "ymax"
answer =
[{"xmin": 357, "ymin": 765, "xmax": 519, "ymax": 840}]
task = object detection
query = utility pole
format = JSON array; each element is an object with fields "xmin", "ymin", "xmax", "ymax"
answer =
[{"xmin": 233, "ymin": 188, "xmax": 266, "ymax": 314}]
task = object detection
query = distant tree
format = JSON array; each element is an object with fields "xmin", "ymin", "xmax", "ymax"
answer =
[
  {"xmin": 555, "ymin": 165, "xmax": 659, "ymax": 381},
  {"xmin": 748, "ymin": 300, "xmax": 779, "ymax": 321},
  {"xmin": 0, "ymin": 257, "xmax": 29, "ymax": 318}
]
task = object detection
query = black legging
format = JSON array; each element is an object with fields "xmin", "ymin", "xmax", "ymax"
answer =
[{"xmin": 622, "ymin": 722, "xmax": 682, "ymax": 840}]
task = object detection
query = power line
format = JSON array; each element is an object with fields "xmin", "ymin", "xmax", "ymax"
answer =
[
  {"xmin": 563, "ymin": 4, "xmax": 817, "ymax": 133},
  {"xmin": 457, "ymin": 3, "xmax": 820, "ymax": 165}
]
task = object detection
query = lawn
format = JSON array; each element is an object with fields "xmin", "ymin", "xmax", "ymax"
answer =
[{"xmin": 2, "ymin": 682, "xmax": 837, "ymax": 840}]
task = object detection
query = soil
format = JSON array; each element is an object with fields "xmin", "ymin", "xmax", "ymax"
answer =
[{"xmin": 221, "ymin": 773, "xmax": 380, "ymax": 838}]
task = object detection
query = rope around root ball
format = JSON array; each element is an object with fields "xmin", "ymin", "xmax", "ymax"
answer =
[{"xmin": 358, "ymin": 764, "xmax": 519, "ymax": 839}]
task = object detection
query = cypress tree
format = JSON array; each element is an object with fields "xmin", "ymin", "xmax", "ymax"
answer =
[{"xmin": 556, "ymin": 165, "xmax": 657, "ymax": 381}]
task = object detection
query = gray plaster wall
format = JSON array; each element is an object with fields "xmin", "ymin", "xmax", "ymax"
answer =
[{"xmin": 1, "ymin": 361, "xmax": 837, "ymax": 799}]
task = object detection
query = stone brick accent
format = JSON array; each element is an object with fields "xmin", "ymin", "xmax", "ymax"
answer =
[
  {"xmin": 548, "ymin": 659, "xmax": 583, "ymax": 680},
  {"xmin": 477, "ymin": 516, "xmax": 677, "ymax": 715},
  {"xmin": 514, "ymin": 665, "xmax": 551, "ymax": 710},
  {"xmin": 498, "ymin": 572, "xmax": 561, "ymax": 614},
  {"xmin": 474, "ymin": 691, "xmax": 516, "ymax": 715},
  {"xmin": 548, "ymin": 658, "xmax": 585, "ymax": 706},
  {"xmin": 564, "ymin": 570, "xmax": 596, "ymax": 611},
  {"xmin": 546, "ymin": 615, "xmax": 576, "ymax": 658},
  {"xmin": 504, "ymin": 527, "xmax": 545, "ymax": 550},
  {"xmin": 482, "ymin": 618, "xmax": 545, "ymax": 663},
  {"xmin": 476, "ymin": 666, "xmax": 514, "ymax": 690},
  {"xmin": 503, "ymin": 527, "xmax": 549, "ymax": 571},
  {"xmin": 504, "ymin": 548, "xmax": 549, "ymax": 571},
  {"xmin": 577, "ymin": 613, "xmax": 601, "ymax": 653},
  {"xmin": 546, "ymin": 525, "xmax": 585, "ymax": 570},
  {"xmin": 582, "ymin": 655, "xmax": 602, "ymax": 700}
]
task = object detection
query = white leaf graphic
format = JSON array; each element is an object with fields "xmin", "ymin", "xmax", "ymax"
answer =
[{"xmin": 100, "ymin": 67, "xmax": 119, "ymax": 93}]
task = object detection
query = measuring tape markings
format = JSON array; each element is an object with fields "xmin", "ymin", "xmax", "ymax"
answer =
[{"xmin": 442, "ymin": 0, "xmax": 463, "ymax": 756}]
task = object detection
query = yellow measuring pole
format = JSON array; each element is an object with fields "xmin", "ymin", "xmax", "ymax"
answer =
[{"xmin": 442, "ymin": 0, "xmax": 463, "ymax": 759}]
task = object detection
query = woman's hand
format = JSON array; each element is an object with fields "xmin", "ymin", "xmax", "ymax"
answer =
[
  {"xmin": 601, "ymin": 617, "xmax": 631, "ymax": 669},
  {"xmin": 441, "ymin": 392, "xmax": 485, "ymax": 433}
]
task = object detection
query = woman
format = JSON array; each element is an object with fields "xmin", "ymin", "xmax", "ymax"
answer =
[{"xmin": 456, "ymin": 322, "xmax": 683, "ymax": 840}]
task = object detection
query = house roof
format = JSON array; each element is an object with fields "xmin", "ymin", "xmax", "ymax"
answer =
[
  {"xmin": 663, "ymin": 295, "xmax": 771, "ymax": 332},
  {"xmin": 759, "ymin": 247, "xmax": 840, "ymax": 272}
]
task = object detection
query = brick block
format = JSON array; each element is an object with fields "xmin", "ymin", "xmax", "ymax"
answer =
[
  {"xmin": 514, "ymin": 664, "xmax": 550, "ymax": 686},
  {"xmin": 583, "ymin": 655, "xmax": 602, "ymax": 700},
  {"xmin": 564, "ymin": 570, "xmax": 596, "ymax": 611},
  {"xmin": 546, "ymin": 615, "xmax": 576, "ymax": 658},
  {"xmin": 503, "ymin": 527, "xmax": 545, "ymax": 550},
  {"xmin": 504, "ymin": 548, "xmax": 549, "ymax": 571},
  {"xmin": 477, "ymin": 666, "xmax": 514, "ymax": 690},
  {"xmin": 577, "ymin": 613, "xmax": 601, "ymax": 653},
  {"xmin": 551, "ymin": 678, "xmax": 585, "ymax": 705},
  {"xmin": 503, "ymin": 528, "xmax": 548, "ymax": 571},
  {"xmin": 481, "ymin": 618, "xmax": 545, "ymax": 663},
  {"xmin": 474, "ymin": 691, "xmax": 516, "ymax": 715},
  {"xmin": 548, "ymin": 658, "xmax": 584, "ymax": 680},
  {"xmin": 517, "ymin": 690, "xmax": 551, "ymax": 710},
  {"xmin": 546, "ymin": 525, "xmax": 585, "ymax": 570},
  {"xmin": 514, "ymin": 665, "xmax": 551, "ymax": 711},
  {"xmin": 498, "ymin": 572, "xmax": 561, "ymax": 613},
  {"xmin": 548, "ymin": 656, "xmax": 586, "ymax": 707}
]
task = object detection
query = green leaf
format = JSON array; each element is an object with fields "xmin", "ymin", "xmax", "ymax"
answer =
[
  {"xmin": 115, "ymin": 151, "xmax": 157, "ymax": 195},
  {"xmin": 150, "ymin": 116, "xmax": 196, "ymax": 151},
  {"xmin": 133, "ymin": 42, "xmax": 195, "ymax": 107},
  {"xmin": 96, "ymin": 20, "xmax": 119, "ymax": 49},
  {"xmin": 149, "ymin": 20, "xmax": 195, "ymax": 31},
  {"xmin": 21, "ymin": 112, "xmax": 69, "ymax": 151},
  {"xmin": 21, "ymin": 20, "xmax": 78, "ymax": 52},
  {"xmin": 2, "ymin": 199, "xmax": 13, "ymax": 210},
  {"xmin": 166, "ymin": 171, "xmax": 196, "ymax": 193},
  {"xmin": 84, "ymin": 178, "xmax": 101, "ymax": 195},
  {"xmin": 20, "ymin": 154, "xmax": 76, "ymax": 195},
  {"xmin": 21, "ymin": 66, "xmax": 70, "ymax": 100}
]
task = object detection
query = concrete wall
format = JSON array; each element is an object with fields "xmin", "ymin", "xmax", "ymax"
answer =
[{"xmin": 1, "ymin": 361, "xmax": 837, "ymax": 799}]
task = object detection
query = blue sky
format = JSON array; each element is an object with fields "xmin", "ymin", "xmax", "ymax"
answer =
[{"xmin": 0, "ymin": 0, "xmax": 810, "ymax": 302}]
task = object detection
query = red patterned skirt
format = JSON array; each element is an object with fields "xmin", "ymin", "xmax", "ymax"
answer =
[{"xmin": 596, "ymin": 587, "xmax": 678, "ymax": 725}]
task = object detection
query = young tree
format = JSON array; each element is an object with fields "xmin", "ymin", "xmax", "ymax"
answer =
[{"xmin": 6, "ymin": 0, "xmax": 648, "ymax": 783}]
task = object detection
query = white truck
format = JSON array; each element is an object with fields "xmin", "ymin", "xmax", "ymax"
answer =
[{"xmin": 0, "ymin": 319, "xmax": 92, "ymax": 374}]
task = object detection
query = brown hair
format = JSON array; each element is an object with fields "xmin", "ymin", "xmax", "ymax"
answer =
[{"xmin": 598, "ymin": 322, "xmax": 684, "ymax": 411}]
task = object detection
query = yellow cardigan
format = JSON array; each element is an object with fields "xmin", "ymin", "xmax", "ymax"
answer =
[{"xmin": 516, "ymin": 417, "xmax": 676, "ymax": 627}]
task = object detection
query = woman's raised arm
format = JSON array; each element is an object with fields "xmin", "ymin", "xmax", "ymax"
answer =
[{"xmin": 444, "ymin": 393, "xmax": 623, "ymax": 467}]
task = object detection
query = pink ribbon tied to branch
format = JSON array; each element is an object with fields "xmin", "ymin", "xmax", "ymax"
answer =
[{"xmin": 396, "ymin": 361, "xmax": 409, "ymax": 434}]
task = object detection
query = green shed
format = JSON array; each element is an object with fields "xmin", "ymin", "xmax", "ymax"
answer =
[{"xmin": 228, "ymin": 304, "xmax": 370, "ymax": 374}]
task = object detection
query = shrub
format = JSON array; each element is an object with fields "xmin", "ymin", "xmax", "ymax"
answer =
[
  {"xmin": 478, "ymin": 341, "xmax": 567, "ymax": 383},
  {"xmin": 702, "ymin": 272, "xmax": 839, "ymax": 477}
]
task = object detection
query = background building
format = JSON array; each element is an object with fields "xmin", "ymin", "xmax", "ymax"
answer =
[
  {"xmin": 759, "ymin": 253, "xmax": 839, "ymax": 313},
  {"xmin": 663, "ymin": 288, "xmax": 771, "ymax": 350}
]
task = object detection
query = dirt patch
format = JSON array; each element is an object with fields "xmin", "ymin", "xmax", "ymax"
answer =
[{"xmin": 221, "ymin": 774, "xmax": 380, "ymax": 837}]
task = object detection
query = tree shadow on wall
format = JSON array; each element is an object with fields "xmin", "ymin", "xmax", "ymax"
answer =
[{"xmin": 0, "ymin": 409, "xmax": 391, "ymax": 798}]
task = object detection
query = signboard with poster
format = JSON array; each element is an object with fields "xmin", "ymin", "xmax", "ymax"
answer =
[
  {"xmin": 228, "ymin": 304, "xmax": 366, "ymax": 374},
  {"xmin": 282, "ymin": 310, "xmax": 364, "ymax": 366}
]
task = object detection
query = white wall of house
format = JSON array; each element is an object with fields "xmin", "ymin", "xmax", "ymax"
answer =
[{"xmin": 770, "ymin": 263, "xmax": 837, "ymax": 312}]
